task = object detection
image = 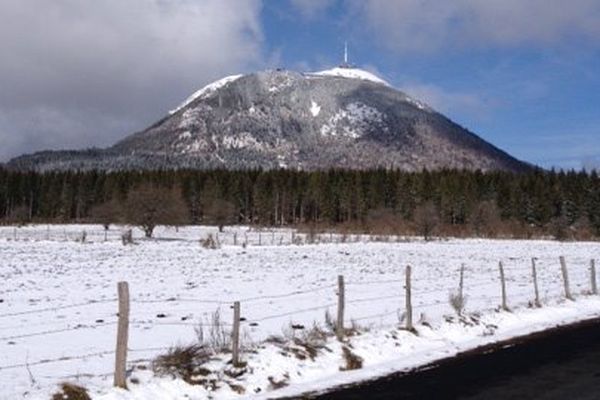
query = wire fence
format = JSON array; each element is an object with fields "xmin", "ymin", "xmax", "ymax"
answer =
[
  {"xmin": 0, "ymin": 255, "xmax": 598, "ymax": 393},
  {"xmin": 0, "ymin": 225, "xmax": 417, "ymax": 247}
]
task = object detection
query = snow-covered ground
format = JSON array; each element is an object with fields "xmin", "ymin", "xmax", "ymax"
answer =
[{"xmin": 0, "ymin": 225, "xmax": 598, "ymax": 399}]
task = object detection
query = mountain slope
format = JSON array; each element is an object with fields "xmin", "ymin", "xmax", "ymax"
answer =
[{"xmin": 7, "ymin": 68, "xmax": 531, "ymax": 172}]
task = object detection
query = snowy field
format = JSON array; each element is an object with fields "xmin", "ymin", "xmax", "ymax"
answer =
[{"xmin": 0, "ymin": 224, "xmax": 599, "ymax": 399}]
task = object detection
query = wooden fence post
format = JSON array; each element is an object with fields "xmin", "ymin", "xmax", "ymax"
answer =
[
  {"xmin": 233, "ymin": 232, "xmax": 237, "ymax": 246},
  {"xmin": 531, "ymin": 258, "xmax": 541, "ymax": 307},
  {"xmin": 258, "ymin": 233, "xmax": 262, "ymax": 246},
  {"xmin": 232, "ymin": 301, "xmax": 241, "ymax": 367},
  {"xmin": 560, "ymin": 256, "xmax": 573, "ymax": 300},
  {"xmin": 336, "ymin": 275, "xmax": 345, "ymax": 340},
  {"xmin": 405, "ymin": 266, "xmax": 413, "ymax": 331},
  {"xmin": 114, "ymin": 281, "xmax": 130, "ymax": 389},
  {"xmin": 499, "ymin": 261, "xmax": 509, "ymax": 311},
  {"xmin": 591, "ymin": 259, "xmax": 598, "ymax": 295}
]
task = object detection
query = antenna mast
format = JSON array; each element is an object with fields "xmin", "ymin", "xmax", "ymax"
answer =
[{"xmin": 344, "ymin": 41, "xmax": 348, "ymax": 65}]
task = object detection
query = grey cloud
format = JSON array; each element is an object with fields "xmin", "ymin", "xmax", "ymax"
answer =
[
  {"xmin": 352, "ymin": 0, "xmax": 600, "ymax": 53},
  {"xmin": 0, "ymin": 0, "xmax": 264, "ymax": 161}
]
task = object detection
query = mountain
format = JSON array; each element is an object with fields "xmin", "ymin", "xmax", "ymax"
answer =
[{"xmin": 7, "ymin": 67, "xmax": 531, "ymax": 172}]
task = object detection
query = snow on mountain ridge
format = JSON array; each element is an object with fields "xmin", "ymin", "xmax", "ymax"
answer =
[
  {"xmin": 170, "ymin": 74, "xmax": 243, "ymax": 114},
  {"xmin": 169, "ymin": 68, "xmax": 388, "ymax": 117},
  {"xmin": 310, "ymin": 67, "xmax": 390, "ymax": 86}
]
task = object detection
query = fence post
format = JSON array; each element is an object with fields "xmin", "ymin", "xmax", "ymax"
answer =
[
  {"xmin": 114, "ymin": 281, "xmax": 130, "ymax": 389},
  {"xmin": 233, "ymin": 232, "xmax": 237, "ymax": 246},
  {"xmin": 560, "ymin": 256, "xmax": 573, "ymax": 300},
  {"xmin": 499, "ymin": 261, "xmax": 509, "ymax": 311},
  {"xmin": 259, "ymin": 233, "xmax": 262, "ymax": 246},
  {"xmin": 405, "ymin": 265, "xmax": 413, "ymax": 331},
  {"xmin": 591, "ymin": 259, "xmax": 598, "ymax": 295},
  {"xmin": 531, "ymin": 258, "xmax": 541, "ymax": 307},
  {"xmin": 232, "ymin": 301, "xmax": 241, "ymax": 367},
  {"xmin": 336, "ymin": 275, "xmax": 345, "ymax": 340}
]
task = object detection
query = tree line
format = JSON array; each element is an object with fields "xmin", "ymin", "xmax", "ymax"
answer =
[{"xmin": 0, "ymin": 167, "xmax": 599, "ymax": 240}]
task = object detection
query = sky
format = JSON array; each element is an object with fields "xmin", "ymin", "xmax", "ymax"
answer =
[{"xmin": 0, "ymin": 0, "xmax": 599, "ymax": 169}]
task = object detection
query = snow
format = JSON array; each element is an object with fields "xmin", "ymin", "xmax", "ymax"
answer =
[
  {"xmin": 320, "ymin": 102, "xmax": 385, "ymax": 138},
  {"xmin": 310, "ymin": 67, "xmax": 390, "ymax": 86},
  {"xmin": 169, "ymin": 75, "xmax": 243, "ymax": 114},
  {"xmin": 178, "ymin": 131, "xmax": 192, "ymax": 140},
  {"xmin": 1, "ymin": 225, "xmax": 599, "ymax": 399},
  {"xmin": 404, "ymin": 95, "xmax": 432, "ymax": 112},
  {"xmin": 310, "ymin": 101, "xmax": 321, "ymax": 117},
  {"xmin": 221, "ymin": 132, "xmax": 263, "ymax": 151}
]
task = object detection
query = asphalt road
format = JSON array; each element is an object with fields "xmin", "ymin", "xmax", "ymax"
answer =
[{"xmin": 315, "ymin": 318, "xmax": 600, "ymax": 400}]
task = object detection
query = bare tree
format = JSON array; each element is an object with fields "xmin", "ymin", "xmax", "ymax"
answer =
[
  {"xmin": 7, "ymin": 205, "xmax": 30, "ymax": 226},
  {"xmin": 469, "ymin": 200, "xmax": 501, "ymax": 237},
  {"xmin": 413, "ymin": 202, "xmax": 439, "ymax": 241},
  {"xmin": 90, "ymin": 200, "xmax": 120, "ymax": 231},
  {"xmin": 204, "ymin": 199, "xmax": 236, "ymax": 232},
  {"xmin": 366, "ymin": 207, "xmax": 406, "ymax": 235},
  {"xmin": 123, "ymin": 184, "xmax": 189, "ymax": 238}
]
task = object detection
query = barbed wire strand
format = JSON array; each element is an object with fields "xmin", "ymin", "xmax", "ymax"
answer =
[
  {"xmin": 248, "ymin": 303, "xmax": 337, "ymax": 323},
  {"xmin": 0, "ymin": 322, "xmax": 118, "ymax": 342},
  {"xmin": 0, "ymin": 299, "xmax": 117, "ymax": 319},
  {"xmin": 0, "ymin": 350, "xmax": 116, "ymax": 371}
]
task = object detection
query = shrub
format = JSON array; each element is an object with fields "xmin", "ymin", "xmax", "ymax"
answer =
[
  {"xmin": 121, "ymin": 229, "xmax": 134, "ymax": 245},
  {"xmin": 324, "ymin": 309, "xmax": 335, "ymax": 333},
  {"xmin": 449, "ymin": 291, "xmax": 467, "ymax": 317},
  {"xmin": 195, "ymin": 309, "xmax": 231, "ymax": 352},
  {"xmin": 200, "ymin": 234, "xmax": 220, "ymax": 250}
]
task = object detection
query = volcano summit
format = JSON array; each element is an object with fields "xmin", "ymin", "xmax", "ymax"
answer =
[{"xmin": 8, "ymin": 67, "xmax": 529, "ymax": 172}]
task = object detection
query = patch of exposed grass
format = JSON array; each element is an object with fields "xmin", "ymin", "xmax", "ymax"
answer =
[
  {"xmin": 340, "ymin": 346, "xmax": 363, "ymax": 371},
  {"xmin": 152, "ymin": 345, "xmax": 211, "ymax": 385},
  {"xmin": 268, "ymin": 374, "xmax": 290, "ymax": 390},
  {"xmin": 51, "ymin": 383, "xmax": 91, "ymax": 400}
]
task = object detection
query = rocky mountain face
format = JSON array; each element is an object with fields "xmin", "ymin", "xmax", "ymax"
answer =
[{"xmin": 7, "ymin": 68, "xmax": 530, "ymax": 172}]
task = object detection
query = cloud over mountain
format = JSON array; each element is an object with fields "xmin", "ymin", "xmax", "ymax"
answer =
[{"xmin": 0, "ymin": 0, "xmax": 264, "ymax": 161}]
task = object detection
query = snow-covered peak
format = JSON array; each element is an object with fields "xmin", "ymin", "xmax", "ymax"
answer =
[
  {"xmin": 310, "ymin": 67, "xmax": 390, "ymax": 86},
  {"xmin": 169, "ymin": 74, "xmax": 243, "ymax": 114}
]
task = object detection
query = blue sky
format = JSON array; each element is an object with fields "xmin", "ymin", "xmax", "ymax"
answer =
[{"xmin": 0, "ymin": 0, "xmax": 598, "ymax": 169}]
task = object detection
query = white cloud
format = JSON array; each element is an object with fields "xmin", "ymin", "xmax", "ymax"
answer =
[
  {"xmin": 290, "ymin": 0, "xmax": 336, "ymax": 19},
  {"xmin": 0, "ymin": 0, "xmax": 264, "ymax": 160},
  {"xmin": 353, "ymin": 0, "xmax": 600, "ymax": 53}
]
